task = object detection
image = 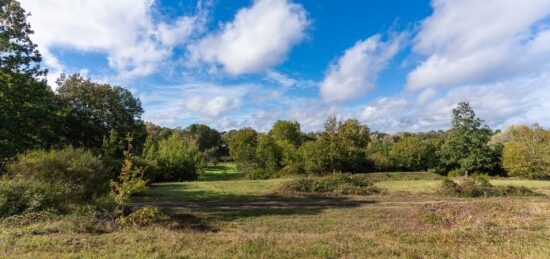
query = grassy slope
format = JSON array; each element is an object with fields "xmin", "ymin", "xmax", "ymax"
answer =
[{"xmin": 2, "ymin": 171, "xmax": 550, "ymax": 258}]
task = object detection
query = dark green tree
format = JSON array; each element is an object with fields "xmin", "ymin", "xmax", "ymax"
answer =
[
  {"xmin": 56, "ymin": 73, "xmax": 146, "ymax": 150},
  {"xmin": 0, "ymin": 0, "xmax": 45, "ymax": 77},
  {"xmin": 0, "ymin": 0, "xmax": 60, "ymax": 166},
  {"xmin": 185, "ymin": 124, "xmax": 221, "ymax": 151},
  {"xmin": 438, "ymin": 102, "xmax": 501, "ymax": 175}
]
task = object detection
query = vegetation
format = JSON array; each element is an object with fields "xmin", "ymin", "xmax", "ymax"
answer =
[
  {"xmin": 281, "ymin": 173, "xmax": 380, "ymax": 195},
  {"xmin": 1, "ymin": 1, "xmax": 550, "ymax": 257},
  {"xmin": 439, "ymin": 176, "xmax": 537, "ymax": 197}
]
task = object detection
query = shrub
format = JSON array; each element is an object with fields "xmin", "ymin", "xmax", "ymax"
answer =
[
  {"xmin": 281, "ymin": 173, "xmax": 380, "ymax": 195},
  {"xmin": 155, "ymin": 134, "xmax": 201, "ymax": 181},
  {"xmin": 367, "ymin": 152, "xmax": 393, "ymax": 172},
  {"xmin": 7, "ymin": 147, "xmax": 111, "ymax": 202},
  {"xmin": 117, "ymin": 207, "xmax": 170, "ymax": 227},
  {"xmin": 439, "ymin": 176, "xmax": 536, "ymax": 197},
  {"xmin": 0, "ymin": 179, "xmax": 64, "ymax": 217}
]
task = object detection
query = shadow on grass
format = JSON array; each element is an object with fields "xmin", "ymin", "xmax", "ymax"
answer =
[{"xmin": 134, "ymin": 192, "xmax": 376, "ymax": 231}]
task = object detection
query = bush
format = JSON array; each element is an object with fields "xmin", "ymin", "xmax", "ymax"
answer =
[
  {"xmin": 281, "ymin": 173, "xmax": 380, "ymax": 195},
  {"xmin": 439, "ymin": 176, "xmax": 536, "ymax": 197},
  {"xmin": 7, "ymin": 147, "xmax": 111, "ymax": 202},
  {"xmin": 155, "ymin": 134, "xmax": 201, "ymax": 181},
  {"xmin": 117, "ymin": 207, "xmax": 170, "ymax": 227},
  {"xmin": 0, "ymin": 179, "xmax": 64, "ymax": 217},
  {"xmin": 367, "ymin": 152, "xmax": 393, "ymax": 172}
]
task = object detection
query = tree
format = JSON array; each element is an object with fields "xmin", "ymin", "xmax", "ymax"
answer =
[
  {"xmin": 229, "ymin": 128, "xmax": 258, "ymax": 171},
  {"xmin": 389, "ymin": 136, "xmax": 437, "ymax": 171},
  {"xmin": 0, "ymin": 1, "xmax": 59, "ymax": 166},
  {"xmin": 0, "ymin": 0, "xmax": 45, "ymax": 77},
  {"xmin": 269, "ymin": 120, "xmax": 303, "ymax": 172},
  {"xmin": 501, "ymin": 124, "xmax": 550, "ymax": 179},
  {"xmin": 185, "ymin": 124, "xmax": 221, "ymax": 151},
  {"xmin": 255, "ymin": 134, "xmax": 281, "ymax": 172},
  {"xmin": 269, "ymin": 120, "xmax": 302, "ymax": 146},
  {"xmin": 56, "ymin": 73, "xmax": 146, "ymax": 150},
  {"xmin": 438, "ymin": 102, "xmax": 501, "ymax": 175},
  {"xmin": 155, "ymin": 132, "xmax": 201, "ymax": 181}
]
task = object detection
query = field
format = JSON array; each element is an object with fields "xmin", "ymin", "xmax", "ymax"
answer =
[{"xmin": 2, "ymin": 164, "xmax": 550, "ymax": 258}]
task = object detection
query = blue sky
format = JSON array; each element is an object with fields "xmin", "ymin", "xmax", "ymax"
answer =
[{"xmin": 20, "ymin": 0, "xmax": 550, "ymax": 132}]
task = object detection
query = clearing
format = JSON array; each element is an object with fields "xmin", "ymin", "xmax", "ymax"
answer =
[{"xmin": 2, "ymin": 166, "xmax": 550, "ymax": 258}]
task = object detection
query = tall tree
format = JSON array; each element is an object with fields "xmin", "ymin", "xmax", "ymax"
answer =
[
  {"xmin": 0, "ymin": 0, "xmax": 45, "ymax": 77},
  {"xmin": 56, "ymin": 73, "xmax": 146, "ymax": 150},
  {"xmin": 438, "ymin": 102, "xmax": 501, "ymax": 175},
  {"xmin": 0, "ymin": 0, "xmax": 59, "ymax": 166}
]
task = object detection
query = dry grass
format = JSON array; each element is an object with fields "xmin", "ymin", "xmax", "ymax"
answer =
[{"xmin": 2, "ymin": 173, "xmax": 550, "ymax": 258}]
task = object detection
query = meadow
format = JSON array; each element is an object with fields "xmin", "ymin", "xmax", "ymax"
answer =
[{"xmin": 2, "ymin": 164, "xmax": 550, "ymax": 258}]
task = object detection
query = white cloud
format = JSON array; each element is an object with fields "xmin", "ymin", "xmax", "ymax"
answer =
[
  {"xmin": 20, "ymin": 0, "xmax": 205, "ymax": 80},
  {"xmin": 320, "ymin": 33, "xmax": 404, "ymax": 102},
  {"xmin": 189, "ymin": 0, "xmax": 309, "ymax": 75},
  {"xmin": 360, "ymin": 73, "xmax": 550, "ymax": 133},
  {"xmin": 407, "ymin": 0, "xmax": 550, "ymax": 90},
  {"xmin": 140, "ymin": 82, "xmax": 252, "ymax": 126},
  {"xmin": 184, "ymin": 95, "xmax": 241, "ymax": 118},
  {"xmin": 266, "ymin": 70, "xmax": 297, "ymax": 87}
]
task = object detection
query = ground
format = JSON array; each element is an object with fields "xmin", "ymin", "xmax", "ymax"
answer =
[{"xmin": 2, "ymin": 164, "xmax": 550, "ymax": 258}]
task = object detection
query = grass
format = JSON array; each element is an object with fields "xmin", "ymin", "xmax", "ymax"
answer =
[
  {"xmin": 199, "ymin": 163, "xmax": 242, "ymax": 181},
  {"xmin": 2, "ymin": 171, "xmax": 550, "ymax": 258}
]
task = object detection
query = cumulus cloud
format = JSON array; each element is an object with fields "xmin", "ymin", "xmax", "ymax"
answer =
[
  {"xmin": 20, "ymin": 0, "xmax": 206, "ymax": 80},
  {"xmin": 189, "ymin": 0, "xmax": 309, "ymax": 75},
  {"xmin": 360, "ymin": 73, "xmax": 550, "ymax": 133},
  {"xmin": 320, "ymin": 33, "xmax": 404, "ymax": 102},
  {"xmin": 407, "ymin": 0, "xmax": 550, "ymax": 90},
  {"xmin": 140, "ymin": 83, "xmax": 252, "ymax": 126}
]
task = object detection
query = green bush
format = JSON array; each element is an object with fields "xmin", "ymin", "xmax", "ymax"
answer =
[
  {"xmin": 6, "ymin": 147, "xmax": 111, "ymax": 202},
  {"xmin": 155, "ymin": 134, "xmax": 201, "ymax": 181},
  {"xmin": 281, "ymin": 173, "xmax": 380, "ymax": 195},
  {"xmin": 439, "ymin": 177, "xmax": 536, "ymax": 197},
  {"xmin": 0, "ymin": 179, "xmax": 64, "ymax": 217}
]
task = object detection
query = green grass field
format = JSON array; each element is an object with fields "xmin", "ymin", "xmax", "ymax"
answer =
[{"xmin": 3, "ymin": 168, "xmax": 550, "ymax": 258}]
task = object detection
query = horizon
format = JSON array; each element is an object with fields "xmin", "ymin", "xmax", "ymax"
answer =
[{"xmin": 19, "ymin": 0, "xmax": 550, "ymax": 133}]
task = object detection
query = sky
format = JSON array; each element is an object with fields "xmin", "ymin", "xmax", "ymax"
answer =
[{"xmin": 19, "ymin": 0, "xmax": 550, "ymax": 132}]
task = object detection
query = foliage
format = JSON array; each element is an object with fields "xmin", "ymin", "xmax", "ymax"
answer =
[
  {"xmin": 389, "ymin": 136, "xmax": 438, "ymax": 171},
  {"xmin": 154, "ymin": 133, "xmax": 202, "ymax": 181},
  {"xmin": 269, "ymin": 120, "xmax": 302, "ymax": 146},
  {"xmin": 501, "ymin": 124, "xmax": 550, "ymax": 179},
  {"xmin": 185, "ymin": 124, "xmax": 221, "ymax": 151},
  {"xmin": 229, "ymin": 128, "xmax": 259, "ymax": 171},
  {"xmin": 6, "ymin": 147, "xmax": 111, "ymax": 202},
  {"xmin": 439, "ymin": 176, "xmax": 536, "ymax": 197},
  {"xmin": 0, "ymin": 71, "xmax": 61, "ymax": 166},
  {"xmin": 0, "ymin": 0, "xmax": 45, "ymax": 77},
  {"xmin": 0, "ymin": 178, "xmax": 64, "ymax": 217},
  {"xmin": 0, "ymin": 2, "xmax": 59, "ymax": 166},
  {"xmin": 367, "ymin": 152, "xmax": 393, "ymax": 172},
  {"xmin": 281, "ymin": 173, "xmax": 380, "ymax": 195},
  {"xmin": 437, "ymin": 102, "xmax": 502, "ymax": 175},
  {"xmin": 56, "ymin": 73, "xmax": 146, "ymax": 150},
  {"xmin": 255, "ymin": 134, "xmax": 282, "ymax": 172},
  {"xmin": 117, "ymin": 207, "xmax": 170, "ymax": 227},
  {"xmin": 111, "ymin": 137, "xmax": 148, "ymax": 206}
]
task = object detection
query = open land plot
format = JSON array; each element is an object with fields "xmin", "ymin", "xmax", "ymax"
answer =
[{"xmin": 2, "ymin": 172, "xmax": 550, "ymax": 258}]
